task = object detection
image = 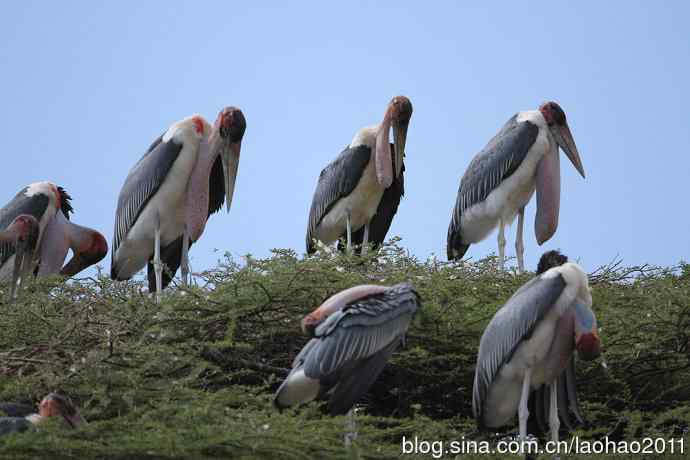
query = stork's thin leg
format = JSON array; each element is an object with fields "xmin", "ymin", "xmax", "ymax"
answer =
[
  {"xmin": 346, "ymin": 212, "xmax": 352, "ymax": 253},
  {"xmin": 180, "ymin": 225, "xmax": 190, "ymax": 287},
  {"xmin": 516, "ymin": 207, "xmax": 525, "ymax": 273},
  {"xmin": 497, "ymin": 220, "xmax": 506, "ymax": 270},
  {"xmin": 344, "ymin": 408, "xmax": 358, "ymax": 448},
  {"xmin": 549, "ymin": 382, "xmax": 561, "ymax": 459},
  {"xmin": 519, "ymin": 368, "xmax": 532, "ymax": 454},
  {"xmin": 361, "ymin": 222, "xmax": 370, "ymax": 255},
  {"xmin": 153, "ymin": 213, "xmax": 163, "ymax": 304}
]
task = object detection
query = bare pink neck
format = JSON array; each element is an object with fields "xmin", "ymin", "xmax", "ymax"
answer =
[{"xmin": 185, "ymin": 139, "xmax": 218, "ymax": 241}]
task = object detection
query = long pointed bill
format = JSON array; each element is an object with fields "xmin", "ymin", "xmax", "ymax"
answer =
[
  {"xmin": 551, "ymin": 123, "xmax": 585, "ymax": 178},
  {"xmin": 222, "ymin": 143, "xmax": 241, "ymax": 212},
  {"xmin": 393, "ymin": 121, "xmax": 408, "ymax": 178},
  {"xmin": 375, "ymin": 115, "xmax": 394, "ymax": 188}
]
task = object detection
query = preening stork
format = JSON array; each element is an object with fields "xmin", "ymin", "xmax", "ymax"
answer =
[
  {"xmin": 447, "ymin": 102, "xmax": 585, "ymax": 272},
  {"xmin": 0, "ymin": 393, "xmax": 85, "ymax": 437},
  {"xmin": 0, "ymin": 182, "xmax": 107, "ymax": 298},
  {"xmin": 274, "ymin": 283, "xmax": 420, "ymax": 416},
  {"xmin": 0, "ymin": 215, "xmax": 39, "ymax": 301},
  {"xmin": 472, "ymin": 251, "xmax": 601, "ymax": 450},
  {"xmin": 111, "ymin": 108, "xmax": 246, "ymax": 300},
  {"xmin": 306, "ymin": 96, "xmax": 412, "ymax": 254}
]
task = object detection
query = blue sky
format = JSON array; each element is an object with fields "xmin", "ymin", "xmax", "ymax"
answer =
[{"xmin": 1, "ymin": 1, "xmax": 688, "ymax": 276}]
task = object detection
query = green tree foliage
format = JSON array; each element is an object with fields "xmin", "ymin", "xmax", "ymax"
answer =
[{"xmin": 0, "ymin": 245, "xmax": 688, "ymax": 459}]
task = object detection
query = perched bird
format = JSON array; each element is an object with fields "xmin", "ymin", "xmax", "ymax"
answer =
[
  {"xmin": 472, "ymin": 251, "xmax": 600, "ymax": 449},
  {"xmin": 0, "ymin": 393, "xmax": 85, "ymax": 437},
  {"xmin": 447, "ymin": 102, "xmax": 585, "ymax": 272},
  {"xmin": 306, "ymin": 96, "xmax": 412, "ymax": 254},
  {"xmin": 274, "ymin": 283, "xmax": 420, "ymax": 415},
  {"xmin": 527, "ymin": 251, "xmax": 588, "ymax": 439},
  {"xmin": 111, "ymin": 108, "xmax": 246, "ymax": 300},
  {"xmin": 0, "ymin": 182, "xmax": 107, "ymax": 291},
  {"xmin": 0, "ymin": 215, "xmax": 39, "ymax": 301}
]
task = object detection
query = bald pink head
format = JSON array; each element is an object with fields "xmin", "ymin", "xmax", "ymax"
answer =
[
  {"xmin": 38, "ymin": 393, "xmax": 84, "ymax": 428},
  {"xmin": 216, "ymin": 106, "xmax": 247, "ymax": 143}
]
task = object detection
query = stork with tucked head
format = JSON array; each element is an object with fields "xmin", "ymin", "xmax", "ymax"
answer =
[
  {"xmin": 472, "ymin": 251, "xmax": 600, "ymax": 451},
  {"xmin": 274, "ymin": 283, "xmax": 420, "ymax": 415},
  {"xmin": 111, "ymin": 108, "xmax": 246, "ymax": 301},
  {"xmin": 447, "ymin": 102, "xmax": 584, "ymax": 272},
  {"xmin": 306, "ymin": 96, "xmax": 412, "ymax": 254},
  {"xmin": 0, "ymin": 182, "xmax": 107, "ymax": 300}
]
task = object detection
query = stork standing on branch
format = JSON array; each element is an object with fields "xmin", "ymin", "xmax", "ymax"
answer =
[
  {"xmin": 306, "ymin": 96, "xmax": 412, "ymax": 254},
  {"xmin": 472, "ymin": 251, "xmax": 601, "ymax": 453},
  {"xmin": 111, "ymin": 108, "xmax": 246, "ymax": 301},
  {"xmin": 447, "ymin": 102, "xmax": 585, "ymax": 272}
]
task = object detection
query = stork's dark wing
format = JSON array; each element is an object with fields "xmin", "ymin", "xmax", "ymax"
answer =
[
  {"xmin": 304, "ymin": 283, "xmax": 419, "ymax": 383},
  {"xmin": 472, "ymin": 272, "xmax": 566, "ymax": 428},
  {"xmin": 528, "ymin": 357, "xmax": 586, "ymax": 436},
  {"xmin": 0, "ymin": 402, "xmax": 34, "ymax": 418},
  {"xmin": 111, "ymin": 134, "xmax": 182, "ymax": 276},
  {"xmin": 348, "ymin": 144, "xmax": 404, "ymax": 253},
  {"xmin": 0, "ymin": 417, "xmax": 32, "ymax": 437},
  {"xmin": 325, "ymin": 338, "xmax": 400, "ymax": 415},
  {"xmin": 0, "ymin": 189, "xmax": 49, "ymax": 268},
  {"xmin": 447, "ymin": 115, "xmax": 539, "ymax": 259},
  {"xmin": 306, "ymin": 145, "xmax": 372, "ymax": 253},
  {"xmin": 208, "ymin": 155, "xmax": 225, "ymax": 217}
]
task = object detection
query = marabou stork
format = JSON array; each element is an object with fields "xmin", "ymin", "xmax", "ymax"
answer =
[
  {"xmin": 306, "ymin": 96, "xmax": 412, "ymax": 254},
  {"xmin": 0, "ymin": 182, "xmax": 107, "ymax": 298},
  {"xmin": 447, "ymin": 102, "xmax": 585, "ymax": 272},
  {"xmin": 472, "ymin": 251, "xmax": 601, "ymax": 451},
  {"xmin": 0, "ymin": 393, "xmax": 84, "ymax": 437},
  {"xmin": 111, "ymin": 108, "xmax": 246, "ymax": 300},
  {"xmin": 274, "ymin": 283, "xmax": 420, "ymax": 415}
]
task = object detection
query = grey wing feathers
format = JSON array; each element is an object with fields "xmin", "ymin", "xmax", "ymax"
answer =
[
  {"xmin": 472, "ymin": 273, "xmax": 566, "ymax": 426},
  {"xmin": 447, "ymin": 115, "xmax": 538, "ymax": 259},
  {"xmin": 326, "ymin": 338, "xmax": 400, "ymax": 415},
  {"xmin": 305, "ymin": 145, "xmax": 371, "ymax": 253},
  {"xmin": 111, "ymin": 135, "xmax": 182, "ymax": 270},
  {"xmin": 0, "ymin": 417, "xmax": 32, "ymax": 437},
  {"xmin": 304, "ymin": 283, "xmax": 419, "ymax": 379},
  {"xmin": 0, "ymin": 190, "xmax": 49, "ymax": 268}
]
